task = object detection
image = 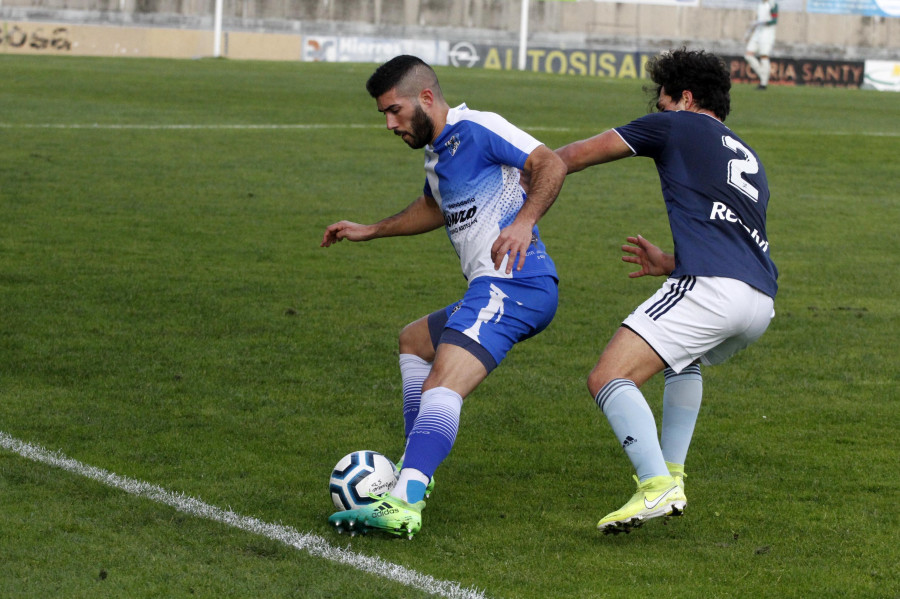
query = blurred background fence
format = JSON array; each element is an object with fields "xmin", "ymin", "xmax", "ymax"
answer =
[{"xmin": 2, "ymin": 0, "xmax": 898, "ymax": 88}]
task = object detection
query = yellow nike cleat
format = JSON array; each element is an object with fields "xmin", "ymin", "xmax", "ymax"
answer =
[
  {"xmin": 666, "ymin": 461, "xmax": 686, "ymax": 491},
  {"xmin": 597, "ymin": 475, "xmax": 686, "ymax": 535}
]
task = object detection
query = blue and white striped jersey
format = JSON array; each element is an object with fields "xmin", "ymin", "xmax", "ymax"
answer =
[{"xmin": 423, "ymin": 104, "xmax": 558, "ymax": 283}]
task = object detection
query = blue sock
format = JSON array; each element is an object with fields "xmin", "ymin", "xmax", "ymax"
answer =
[
  {"xmin": 404, "ymin": 480, "xmax": 428, "ymax": 504},
  {"xmin": 403, "ymin": 386, "xmax": 462, "ymax": 482},
  {"xmin": 595, "ymin": 379, "xmax": 668, "ymax": 482},
  {"xmin": 661, "ymin": 365, "xmax": 702, "ymax": 467}
]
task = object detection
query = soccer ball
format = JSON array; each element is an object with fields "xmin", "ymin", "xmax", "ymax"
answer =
[{"xmin": 329, "ymin": 450, "xmax": 398, "ymax": 511}]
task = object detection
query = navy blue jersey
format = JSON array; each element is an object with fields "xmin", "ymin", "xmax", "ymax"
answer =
[{"xmin": 615, "ymin": 111, "xmax": 778, "ymax": 297}]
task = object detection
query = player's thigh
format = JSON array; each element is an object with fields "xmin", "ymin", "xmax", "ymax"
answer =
[
  {"xmin": 423, "ymin": 275, "xmax": 555, "ymax": 395},
  {"xmin": 444, "ymin": 276, "xmax": 558, "ymax": 369},
  {"xmin": 623, "ymin": 276, "xmax": 769, "ymax": 373},
  {"xmin": 746, "ymin": 32, "xmax": 762, "ymax": 54},
  {"xmin": 701, "ymin": 289, "xmax": 774, "ymax": 366},
  {"xmin": 398, "ymin": 303, "xmax": 462, "ymax": 361},
  {"xmin": 587, "ymin": 326, "xmax": 666, "ymax": 395},
  {"xmin": 399, "ymin": 315, "xmax": 432, "ymax": 359},
  {"xmin": 758, "ymin": 28, "xmax": 775, "ymax": 55},
  {"xmin": 423, "ymin": 343, "xmax": 489, "ymax": 398}
]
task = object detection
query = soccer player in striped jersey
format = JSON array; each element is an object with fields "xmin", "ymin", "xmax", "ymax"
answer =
[
  {"xmin": 321, "ymin": 55, "xmax": 566, "ymax": 538},
  {"xmin": 745, "ymin": 0, "xmax": 779, "ymax": 89},
  {"xmin": 555, "ymin": 48, "xmax": 778, "ymax": 534}
]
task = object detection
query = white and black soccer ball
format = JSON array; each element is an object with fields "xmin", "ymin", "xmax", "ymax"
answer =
[{"xmin": 329, "ymin": 450, "xmax": 398, "ymax": 511}]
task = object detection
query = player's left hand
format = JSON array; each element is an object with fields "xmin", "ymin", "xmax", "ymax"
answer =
[{"xmin": 491, "ymin": 221, "xmax": 533, "ymax": 274}]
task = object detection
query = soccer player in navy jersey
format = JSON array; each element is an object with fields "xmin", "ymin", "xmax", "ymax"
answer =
[
  {"xmin": 555, "ymin": 48, "xmax": 778, "ymax": 534},
  {"xmin": 321, "ymin": 55, "xmax": 567, "ymax": 538}
]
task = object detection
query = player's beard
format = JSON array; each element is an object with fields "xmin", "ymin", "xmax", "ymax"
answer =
[{"xmin": 398, "ymin": 104, "xmax": 435, "ymax": 149}]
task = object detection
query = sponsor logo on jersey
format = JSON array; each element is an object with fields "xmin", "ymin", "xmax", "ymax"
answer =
[
  {"xmin": 445, "ymin": 134, "xmax": 461, "ymax": 156},
  {"xmin": 709, "ymin": 201, "xmax": 770, "ymax": 252},
  {"xmin": 445, "ymin": 205, "xmax": 477, "ymax": 229}
]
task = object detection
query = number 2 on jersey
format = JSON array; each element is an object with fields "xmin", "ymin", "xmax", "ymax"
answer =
[{"xmin": 722, "ymin": 135, "xmax": 760, "ymax": 202}]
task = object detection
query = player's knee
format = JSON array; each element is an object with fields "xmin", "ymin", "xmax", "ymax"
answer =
[
  {"xmin": 399, "ymin": 320, "xmax": 434, "ymax": 360},
  {"xmin": 398, "ymin": 321, "xmax": 418, "ymax": 353},
  {"xmin": 587, "ymin": 369, "xmax": 612, "ymax": 400}
]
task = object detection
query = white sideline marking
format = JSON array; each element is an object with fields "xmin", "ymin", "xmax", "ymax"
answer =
[{"xmin": 0, "ymin": 431, "xmax": 487, "ymax": 599}]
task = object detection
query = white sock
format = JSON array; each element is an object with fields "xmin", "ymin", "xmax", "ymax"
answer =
[
  {"xmin": 399, "ymin": 354, "xmax": 432, "ymax": 439},
  {"xmin": 760, "ymin": 58, "xmax": 771, "ymax": 86},
  {"xmin": 660, "ymin": 365, "xmax": 702, "ymax": 468},
  {"xmin": 746, "ymin": 55, "xmax": 762, "ymax": 78},
  {"xmin": 392, "ymin": 468, "xmax": 429, "ymax": 503},
  {"xmin": 595, "ymin": 379, "xmax": 668, "ymax": 482}
]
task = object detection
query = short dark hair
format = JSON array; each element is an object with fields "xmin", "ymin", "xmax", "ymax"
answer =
[
  {"xmin": 366, "ymin": 54, "xmax": 442, "ymax": 100},
  {"xmin": 646, "ymin": 48, "xmax": 731, "ymax": 121}
]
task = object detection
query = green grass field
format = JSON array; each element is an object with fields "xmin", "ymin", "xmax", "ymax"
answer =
[{"xmin": 1, "ymin": 54, "xmax": 898, "ymax": 598}]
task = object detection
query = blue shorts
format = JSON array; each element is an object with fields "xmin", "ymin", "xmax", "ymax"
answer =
[{"xmin": 427, "ymin": 275, "xmax": 558, "ymax": 373}]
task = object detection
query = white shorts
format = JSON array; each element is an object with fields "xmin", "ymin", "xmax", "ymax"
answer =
[
  {"xmin": 622, "ymin": 276, "xmax": 775, "ymax": 373},
  {"xmin": 746, "ymin": 26, "xmax": 776, "ymax": 56}
]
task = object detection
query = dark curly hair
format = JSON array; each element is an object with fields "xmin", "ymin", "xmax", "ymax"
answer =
[{"xmin": 645, "ymin": 48, "xmax": 731, "ymax": 121}]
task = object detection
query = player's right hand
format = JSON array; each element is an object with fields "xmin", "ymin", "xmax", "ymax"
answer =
[
  {"xmin": 320, "ymin": 221, "xmax": 374, "ymax": 247},
  {"xmin": 621, "ymin": 235, "xmax": 675, "ymax": 278}
]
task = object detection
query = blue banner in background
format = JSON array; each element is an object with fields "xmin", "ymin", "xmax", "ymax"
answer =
[
  {"xmin": 807, "ymin": 0, "xmax": 900, "ymax": 16},
  {"xmin": 702, "ymin": 0, "xmax": 805, "ymax": 11}
]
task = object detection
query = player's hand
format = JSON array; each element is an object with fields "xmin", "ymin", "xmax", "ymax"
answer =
[
  {"xmin": 621, "ymin": 235, "xmax": 675, "ymax": 278},
  {"xmin": 320, "ymin": 221, "xmax": 375, "ymax": 247},
  {"xmin": 491, "ymin": 221, "xmax": 533, "ymax": 274}
]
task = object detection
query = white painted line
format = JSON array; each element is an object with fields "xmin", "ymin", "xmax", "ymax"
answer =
[{"xmin": 0, "ymin": 431, "xmax": 487, "ymax": 599}]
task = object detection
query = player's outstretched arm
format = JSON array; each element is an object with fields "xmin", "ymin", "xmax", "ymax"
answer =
[
  {"xmin": 491, "ymin": 144, "xmax": 567, "ymax": 274},
  {"xmin": 321, "ymin": 195, "xmax": 444, "ymax": 248},
  {"xmin": 555, "ymin": 129, "xmax": 633, "ymax": 174},
  {"xmin": 321, "ymin": 221, "xmax": 376, "ymax": 247},
  {"xmin": 621, "ymin": 235, "xmax": 675, "ymax": 278}
]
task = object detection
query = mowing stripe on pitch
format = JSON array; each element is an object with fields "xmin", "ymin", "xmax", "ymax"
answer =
[
  {"xmin": 0, "ymin": 431, "xmax": 487, "ymax": 599},
  {"xmin": 0, "ymin": 122, "xmax": 573, "ymax": 132},
  {"xmin": 0, "ymin": 123, "xmax": 382, "ymax": 130},
  {"xmin": 1, "ymin": 122, "xmax": 897, "ymax": 136}
]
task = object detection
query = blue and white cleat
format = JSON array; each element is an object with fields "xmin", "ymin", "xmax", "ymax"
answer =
[{"xmin": 329, "ymin": 493, "xmax": 425, "ymax": 540}]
